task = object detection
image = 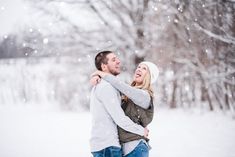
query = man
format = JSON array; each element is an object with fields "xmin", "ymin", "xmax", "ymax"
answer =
[{"xmin": 90, "ymin": 51, "xmax": 148, "ymax": 157}]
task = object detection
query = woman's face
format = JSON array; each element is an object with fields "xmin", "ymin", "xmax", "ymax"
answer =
[{"xmin": 133, "ymin": 63, "xmax": 149, "ymax": 85}]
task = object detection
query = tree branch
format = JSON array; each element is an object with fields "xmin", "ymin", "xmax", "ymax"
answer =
[{"xmin": 195, "ymin": 23, "xmax": 235, "ymax": 45}]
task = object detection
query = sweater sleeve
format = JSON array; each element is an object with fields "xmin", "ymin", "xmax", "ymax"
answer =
[
  {"xmin": 96, "ymin": 83, "xmax": 145, "ymax": 136},
  {"xmin": 103, "ymin": 75, "xmax": 151, "ymax": 109}
]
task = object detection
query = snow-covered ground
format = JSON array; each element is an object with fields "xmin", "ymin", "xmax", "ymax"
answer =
[{"xmin": 0, "ymin": 106, "xmax": 235, "ymax": 157}]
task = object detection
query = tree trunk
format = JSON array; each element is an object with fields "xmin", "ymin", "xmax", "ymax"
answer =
[{"xmin": 170, "ymin": 79, "xmax": 177, "ymax": 108}]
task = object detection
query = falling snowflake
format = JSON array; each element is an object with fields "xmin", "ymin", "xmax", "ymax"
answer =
[
  {"xmin": 174, "ymin": 19, "xmax": 179, "ymax": 23},
  {"xmin": 1, "ymin": 6, "xmax": 5, "ymax": 11},
  {"xmin": 165, "ymin": 70, "xmax": 174, "ymax": 80},
  {"xmin": 43, "ymin": 38, "xmax": 49, "ymax": 44},
  {"xmin": 152, "ymin": 6, "xmax": 158, "ymax": 11},
  {"xmin": 22, "ymin": 43, "xmax": 26, "ymax": 47},
  {"xmin": 86, "ymin": 54, "xmax": 91, "ymax": 58},
  {"xmin": 77, "ymin": 58, "xmax": 82, "ymax": 62},
  {"xmin": 177, "ymin": 7, "xmax": 183, "ymax": 12},
  {"xmin": 117, "ymin": 51, "xmax": 121, "ymax": 56},
  {"xmin": 167, "ymin": 16, "xmax": 171, "ymax": 22}
]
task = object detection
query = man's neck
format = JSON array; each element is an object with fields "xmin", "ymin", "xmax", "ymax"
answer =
[
  {"xmin": 103, "ymin": 70, "xmax": 113, "ymax": 75},
  {"xmin": 102, "ymin": 70, "xmax": 118, "ymax": 76}
]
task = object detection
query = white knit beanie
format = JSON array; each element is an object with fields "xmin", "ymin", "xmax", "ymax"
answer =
[{"xmin": 141, "ymin": 61, "xmax": 159, "ymax": 84}]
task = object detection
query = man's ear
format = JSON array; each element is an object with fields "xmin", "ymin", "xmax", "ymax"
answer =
[{"xmin": 101, "ymin": 63, "xmax": 107, "ymax": 71}]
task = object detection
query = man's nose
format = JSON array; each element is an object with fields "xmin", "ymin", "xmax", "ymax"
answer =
[{"xmin": 116, "ymin": 59, "xmax": 120, "ymax": 64}]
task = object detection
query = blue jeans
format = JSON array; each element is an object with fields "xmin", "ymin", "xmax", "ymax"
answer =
[
  {"xmin": 92, "ymin": 146, "xmax": 122, "ymax": 157},
  {"xmin": 124, "ymin": 141, "xmax": 149, "ymax": 157}
]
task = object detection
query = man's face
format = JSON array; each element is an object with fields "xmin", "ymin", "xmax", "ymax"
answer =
[{"xmin": 102, "ymin": 53, "xmax": 121, "ymax": 76}]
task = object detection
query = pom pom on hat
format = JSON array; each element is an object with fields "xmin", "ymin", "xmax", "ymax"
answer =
[{"xmin": 141, "ymin": 61, "xmax": 159, "ymax": 84}]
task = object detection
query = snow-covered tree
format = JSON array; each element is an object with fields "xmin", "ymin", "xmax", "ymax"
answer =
[
  {"xmin": 3, "ymin": 0, "xmax": 233, "ymax": 112},
  {"xmin": 153, "ymin": 0, "xmax": 235, "ymax": 112}
]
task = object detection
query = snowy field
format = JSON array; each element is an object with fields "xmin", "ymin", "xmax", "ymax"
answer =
[{"xmin": 0, "ymin": 106, "xmax": 235, "ymax": 157}]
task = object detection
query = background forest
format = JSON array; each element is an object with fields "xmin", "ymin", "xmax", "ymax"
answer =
[{"xmin": 0, "ymin": 0, "xmax": 234, "ymax": 113}]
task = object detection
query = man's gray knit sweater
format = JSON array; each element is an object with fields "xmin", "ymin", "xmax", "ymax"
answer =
[{"xmin": 90, "ymin": 79, "xmax": 145, "ymax": 152}]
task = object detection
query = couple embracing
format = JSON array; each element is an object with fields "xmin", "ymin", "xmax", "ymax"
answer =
[{"xmin": 89, "ymin": 51, "xmax": 159, "ymax": 157}]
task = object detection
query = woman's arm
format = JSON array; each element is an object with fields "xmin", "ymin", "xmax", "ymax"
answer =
[
  {"xmin": 91, "ymin": 70, "xmax": 151, "ymax": 109},
  {"xmin": 104, "ymin": 75, "xmax": 151, "ymax": 109}
]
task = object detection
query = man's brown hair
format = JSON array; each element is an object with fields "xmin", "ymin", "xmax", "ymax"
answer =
[{"xmin": 95, "ymin": 51, "xmax": 113, "ymax": 70}]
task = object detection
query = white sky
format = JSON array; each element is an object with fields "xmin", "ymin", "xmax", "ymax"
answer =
[
  {"xmin": 0, "ymin": 0, "xmax": 101, "ymax": 38},
  {"xmin": 0, "ymin": 0, "xmax": 30, "ymax": 36}
]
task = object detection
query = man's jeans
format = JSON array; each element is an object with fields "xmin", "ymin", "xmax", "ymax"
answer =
[
  {"xmin": 92, "ymin": 146, "xmax": 122, "ymax": 157},
  {"xmin": 124, "ymin": 141, "xmax": 149, "ymax": 157}
]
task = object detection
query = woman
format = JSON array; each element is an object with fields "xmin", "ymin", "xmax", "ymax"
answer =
[{"xmin": 91, "ymin": 61, "xmax": 159, "ymax": 157}]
